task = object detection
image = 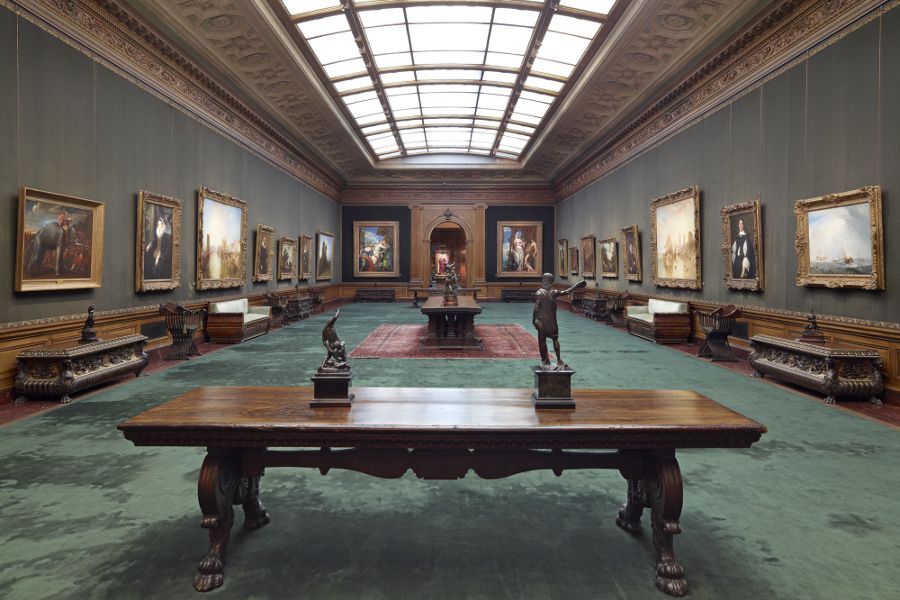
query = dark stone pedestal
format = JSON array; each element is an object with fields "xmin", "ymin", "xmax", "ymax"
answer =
[
  {"xmin": 310, "ymin": 371, "xmax": 354, "ymax": 408},
  {"xmin": 531, "ymin": 366, "xmax": 576, "ymax": 409}
]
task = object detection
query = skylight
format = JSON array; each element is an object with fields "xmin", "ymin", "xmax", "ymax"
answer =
[{"xmin": 282, "ymin": 1, "xmax": 617, "ymax": 160}]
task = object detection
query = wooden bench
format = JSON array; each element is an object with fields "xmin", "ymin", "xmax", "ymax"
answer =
[
  {"xmin": 501, "ymin": 288, "xmax": 536, "ymax": 302},
  {"xmin": 355, "ymin": 288, "xmax": 395, "ymax": 302},
  {"xmin": 626, "ymin": 299, "xmax": 691, "ymax": 344},
  {"xmin": 206, "ymin": 298, "xmax": 270, "ymax": 344}
]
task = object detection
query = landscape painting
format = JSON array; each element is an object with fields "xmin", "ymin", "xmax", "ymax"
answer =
[
  {"xmin": 254, "ymin": 225, "xmax": 275, "ymax": 283},
  {"xmin": 316, "ymin": 230, "xmax": 335, "ymax": 281},
  {"xmin": 598, "ymin": 237, "xmax": 618, "ymax": 278},
  {"xmin": 622, "ymin": 225, "xmax": 642, "ymax": 282},
  {"xmin": 650, "ymin": 186, "xmax": 702, "ymax": 289},
  {"xmin": 278, "ymin": 236, "xmax": 297, "ymax": 281},
  {"xmin": 136, "ymin": 190, "xmax": 181, "ymax": 292},
  {"xmin": 795, "ymin": 186, "xmax": 884, "ymax": 290},
  {"xmin": 558, "ymin": 239, "xmax": 568, "ymax": 277},
  {"xmin": 16, "ymin": 187, "xmax": 105, "ymax": 292},
  {"xmin": 497, "ymin": 221, "xmax": 542, "ymax": 277},
  {"xmin": 300, "ymin": 235, "xmax": 312, "ymax": 279},
  {"xmin": 581, "ymin": 235, "xmax": 595, "ymax": 278},
  {"xmin": 197, "ymin": 188, "xmax": 247, "ymax": 290},
  {"xmin": 354, "ymin": 221, "xmax": 399, "ymax": 277}
]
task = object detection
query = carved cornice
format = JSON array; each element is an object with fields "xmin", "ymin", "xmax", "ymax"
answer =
[{"xmin": 340, "ymin": 185, "xmax": 556, "ymax": 206}]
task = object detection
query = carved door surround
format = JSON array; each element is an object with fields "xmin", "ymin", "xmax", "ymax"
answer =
[{"xmin": 411, "ymin": 205, "xmax": 486, "ymax": 290}]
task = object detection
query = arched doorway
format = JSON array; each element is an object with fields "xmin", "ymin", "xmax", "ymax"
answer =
[{"xmin": 430, "ymin": 222, "xmax": 467, "ymax": 283}]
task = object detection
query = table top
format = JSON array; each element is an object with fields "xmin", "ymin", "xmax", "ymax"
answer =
[
  {"xmin": 750, "ymin": 334, "xmax": 881, "ymax": 358},
  {"xmin": 421, "ymin": 296, "xmax": 482, "ymax": 313},
  {"xmin": 20, "ymin": 334, "xmax": 147, "ymax": 357},
  {"xmin": 118, "ymin": 386, "xmax": 766, "ymax": 450}
]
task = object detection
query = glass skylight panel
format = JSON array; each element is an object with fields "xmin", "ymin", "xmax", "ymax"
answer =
[
  {"xmin": 355, "ymin": 112, "xmax": 385, "ymax": 126},
  {"xmin": 379, "ymin": 71, "xmax": 415, "ymax": 85},
  {"xmin": 423, "ymin": 118, "xmax": 474, "ymax": 127},
  {"xmin": 538, "ymin": 31, "xmax": 589, "ymax": 65},
  {"xmin": 414, "ymin": 51, "xmax": 486, "ymax": 65},
  {"xmin": 343, "ymin": 90, "xmax": 378, "ymax": 104},
  {"xmin": 419, "ymin": 92, "xmax": 477, "ymax": 109},
  {"xmin": 560, "ymin": 0, "xmax": 616, "ymax": 14},
  {"xmin": 405, "ymin": 5, "xmax": 492, "ymax": 23},
  {"xmin": 392, "ymin": 108, "xmax": 424, "ymax": 119},
  {"xmin": 483, "ymin": 71, "xmax": 518, "ymax": 83},
  {"xmin": 334, "ymin": 76, "xmax": 374, "ymax": 93},
  {"xmin": 548, "ymin": 15, "xmax": 602, "ymax": 39},
  {"xmin": 378, "ymin": 151, "xmax": 402, "ymax": 159},
  {"xmin": 485, "ymin": 52, "xmax": 524, "ymax": 69},
  {"xmin": 400, "ymin": 129, "xmax": 425, "ymax": 143},
  {"xmin": 366, "ymin": 25, "xmax": 410, "ymax": 54},
  {"xmin": 359, "ymin": 8, "xmax": 405, "ymax": 27},
  {"xmin": 494, "ymin": 8, "xmax": 539, "ymax": 27},
  {"xmin": 367, "ymin": 136, "xmax": 397, "ymax": 150},
  {"xmin": 361, "ymin": 124, "xmax": 391, "ymax": 135},
  {"xmin": 510, "ymin": 112, "xmax": 542, "ymax": 125},
  {"xmin": 374, "ymin": 53, "xmax": 413, "ymax": 69},
  {"xmin": 530, "ymin": 58, "xmax": 574, "ymax": 78},
  {"xmin": 417, "ymin": 69, "xmax": 483, "ymax": 81},
  {"xmin": 474, "ymin": 119, "xmax": 501, "ymax": 129},
  {"xmin": 524, "ymin": 75, "xmax": 564, "ymax": 93},
  {"xmin": 477, "ymin": 93, "xmax": 510, "ymax": 111},
  {"xmin": 297, "ymin": 14, "xmax": 349, "ymax": 39},
  {"xmin": 506, "ymin": 123, "xmax": 536, "ymax": 136},
  {"xmin": 307, "ymin": 31, "xmax": 359, "ymax": 64},
  {"xmin": 387, "ymin": 93, "xmax": 420, "ymax": 111},
  {"xmin": 322, "ymin": 58, "xmax": 365, "ymax": 79},
  {"xmin": 419, "ymin": 84, "xmax": 479, "ymax": 95},
  {"xmin": 519, "ymin": 90, "xmax": 554, "ymax": 104},
  {"xmin": 476, "ymin": 107, "xmax": 505, "ymax": 119},
  {"xmin": 409, "ymin": 24, "xmax": 489, "ymax": 52},
  {"xmin": 283, "ymin": 0, "xmax": 338, "ymax": 16},
  {"xmin": 488, "ymin": 25, "xmax": 533, "ymax": 55},
  {"xmin": 471, "ymin": 130, "xmax": 497, "ymax": 146},
  {"xmin": 347, "ymin": 98, "xmax": 384, "ymax": 119}
]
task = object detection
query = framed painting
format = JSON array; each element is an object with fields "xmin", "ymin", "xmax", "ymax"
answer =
[
  {"xmin": 795, "ymin": 186, "xmax": 884, "ymax": 290},
  {"xmin": 353, "ymin": 221, "xmax": 399, "ymax": 277},
  {"xmin": 16, "ymin": 187, "xmax": 105, "ymax": 292},
  {"xmin": 722, "ymin": 200, "xmax": 763, "ymax": 291},
  {"xmin": 497, "ymin": 221, "xmax": 542, "ymax": 277},
  {"xmin": 433, "ymin": 245, "xmax": 451, "ymax": 278},
  {"xmin": 598, "ymin": 237, "xmax": 618, "ymax": 278},
  {"xmin": 136, "ymin": 190, "xmax": 181, "ymax": 292},
  {"xmin": 569, "ymin": 247, "xmax": 579, "ymax": 275},
  {"xmin": 278, "ymin": 236, "xmax": 297, "ymax": 281},
  {"xmin": 316, "ymin": 230, "xmax": 335, "ymax": 281},
  {"xmin": 580, "ymin": 235, "xmax": 595, "ymax": 278},
  {"xmin": 650, "ymin": 186, "xmax": 702, "ymax": 289},
  {"xmin": 196, "ymin": 188, "xmax": 247, "ymax": 290},
  {"xmin": 557, "ymin": 239, "xmax": 568, "ymax": 277},
  {"xmin": 253, "ymin": 225, "xmax": 275, "ymax": 283},
  {"xmin": 621, "ymin": 225, "xmax": 642, "ymax": 282},
  {"xmin": 300, "ymin": 235, "xmax": 312, "ymax": 279}
]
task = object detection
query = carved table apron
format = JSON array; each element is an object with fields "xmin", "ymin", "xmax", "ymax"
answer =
[{"xmin": 119, "ymin": 386, "xmax": 765, "ymax": 596}]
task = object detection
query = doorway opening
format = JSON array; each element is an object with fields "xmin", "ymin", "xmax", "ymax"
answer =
[{"xmin": 430, "ymin": 222, "xmax": 467, "ymax": 283}]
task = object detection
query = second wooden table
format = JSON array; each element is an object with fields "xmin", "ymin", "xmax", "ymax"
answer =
[{"xmin": 420, "ymin": 295, "xmax": 484, "ymax": 350}]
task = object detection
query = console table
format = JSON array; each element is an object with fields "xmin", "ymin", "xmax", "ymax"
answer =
[
  {"xmin": 420, "ymin": 295, "xmax": 484, "ymax": 350},
  {"xmin": 118, "ymin": 386, "xmax": 765, "ymax": 597},
  {"xmin": 16, "ymin": 334, "xmax": 149, "ymax": 404},
  {"xmin": 409, "ymin": 286, "xmax": 480, "ymax": 308},
  {"xmin": 748, "ymin": 335, "xmax": 883, "ymax": 405}
]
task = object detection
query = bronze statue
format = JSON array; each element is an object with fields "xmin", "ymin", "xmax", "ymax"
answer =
[
  {"xmin": 533, "ymin": 274, "xmax": 586, "ymax": 369},
  {"xmin": 320, "ymin": 309, "xmax": 348, "ymax": 371},
  {"xmin": 444, "ymin": 263, "xmax": 459, "ymax": 295},
  {"xmin": 79, "ymin": 305, "xmax": 98, "ymax": 344}
]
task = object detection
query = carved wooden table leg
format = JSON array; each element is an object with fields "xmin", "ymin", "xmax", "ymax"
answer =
[
  {"xmin": 647, "ymin": 450, "xmax": 687, "ymax": 597},
  {"xmin": 194, "ymin": 450, "xmax": 241, "ymax": 592},
  {"xmin": 616, "ymin": 477, "xmax": 646, "ymax": 534},
  {"xmin": 240, "ymin": 474, "xmax": 270, "ymax": 531}
]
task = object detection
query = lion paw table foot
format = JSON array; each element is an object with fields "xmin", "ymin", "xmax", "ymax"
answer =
[
  {"xmin": 194, "ymin": 451, "xmax": 240, "ymax": 592},
  {"xmin": 616, "ymin": 478, "xmax": 645, "ymax": 534},
  {"xmin": 655, "ymin": 561, "xmax": 688, "ymax": 597},
  {"xmin": 193, "ymin": 556, "xmax": 225, "ymax": 592}
]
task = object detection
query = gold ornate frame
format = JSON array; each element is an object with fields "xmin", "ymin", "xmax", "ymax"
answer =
[
  {"xmin": 278, "ymin": 236, "xmax": 297, "ymax": 281},
  {"xmin": 496, "ymin": 220, "xmax": 543, "ymax": 278},
  {"xmin": 135, "ymin": 190, "xmax": 181, "ymax": 292},
  {"xmin": 352, "ymin": 220, "xmax": 400, "ymax": 278},
  {"xmin": 557, "ymin": 239, "xmax": 568, "ymax": 277},
  {"xmin": 580, "ymin": 235, "xmax": 596, "ymax": 278},
  {"xmin": 650, "ymin": 186, "xmax": 702, "ymax": 289},
  {"xmin": 794, "ymin": 186, "xmax": 884, "ymax": 290},
  {"xmin": 196, "ymin": 187, "xmax": 247, "ymax": 290},
  {"xmin": 621, "ymin": 225, "xmax": 642, "ymax": 282},
  {"xmin": 598, "ymin": 237, "xmax": 619, "ymax": 279},
  {"xmin": 721, "ymin": 200, "xmax": 763, "ymax": 291},
  {"xmin": 300, "ymin": 235, "xmax": 312, "ymax": 279},
  {"xmin": 316, "ymin": 230, "xmax": 335, "ymax": 281},
  {"xmin": 16, "ymin": 187, "xmax": 105, "ymax": 292},
  {"xmin": 569, "ymin": 247, "xmax": 579, "ymax": 275},
  {"xmin": 253, "ymin": 225, "xmax": 275, "ymax": 283}
]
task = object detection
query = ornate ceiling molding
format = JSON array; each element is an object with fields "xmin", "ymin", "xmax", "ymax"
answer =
[
  {"xmin": 340, "ymin": 185, "xmax": 556, "ymax": 206},
  {"xmin": 555, "ymin": 0, "xmax": 889, "ymax": 198},
  {"xmin": 3, "ymin": 0, "xmax": 344, "ymax": 198}
]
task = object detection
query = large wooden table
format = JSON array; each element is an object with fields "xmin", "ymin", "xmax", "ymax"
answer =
[
  {"xmin": 118, "ymin": 386, "xmax": 765, "ymax": 596},
  {"xmin": 409, "ymin": 286, "xmax": 480, "ymax": 307},
  {"xmin": 420, "ymin": 295, "xmax": 484, "ymax": 350}
]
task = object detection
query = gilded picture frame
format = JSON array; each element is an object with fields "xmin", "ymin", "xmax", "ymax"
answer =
[
  {"xmin": 794, "ymin": 186, "xmax": 884, "ymax": 290},
  {"xmin": 253, "ymin": 225, "xmax": 275, "ymax": 283},
  {"xmin": 353, "ymin": 221, "xmax": 399, "ymax": 278},
  {"xmin": 721, "ymin": 200, "xmax": 763, "ymax": 291},
  {"xmin": 196, "ymin": 187, "xmax": 247, "ymax": 291},
  {"xmin": 300, "ymin": 235, "xmax": 312, "ymax": 279},
  {"xmin": 598, "ymin": 237, "xmax": 619, "ymax": 279},
  {"xmin": 650, "ymin": 186, "xmax": 702, "ymax": 289},
  {"xmin": 496, "ymin": 221, "xmax": 543, "ymax": 278},
  {"xmin": 278, "ymin": 236, "xmax": 297, "ymax": 281},
  {"xmin": 557, "ymin": 239, "xmax": 568, "ymax": 277},
  {"xmin": 569, "ymin": 247, "xmax": 579, "ymax": 275},
  {"xmin": 16, "ymin": 187, "xmax": 105, "ymax": 292},
  {"xmin": 136, "ymin": 190, "xmax": 181, "ymax": 292},
  {"xmin": 316, "ymin": 230, "xmax": 335, "ymax": 281},
  {"xmin": 621, "ymin": 225, "xmax": 642, "ymax": 282},
  {"xmin": 580, "ymin": 235, "xmax": 595, "ymax": 278}
]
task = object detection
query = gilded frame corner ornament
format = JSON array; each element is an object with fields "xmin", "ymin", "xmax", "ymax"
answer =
[
  {"xmin": 598, "ymin": 237, "xmax": 619, "ymax": 279},
  {"xmin": 621, "ymin": 225, "xmax": 642, "ymax": 282},
  {"xmin": 196, "ymin": 187, "xmax": 248, "ymax": 291},
  {"xmin": 580, "ymin": 235, "xmax": 596, "ymax": 278},
  {"xmin": 496, "ymin": 221, "xmax": 543, "ymax": 278},
  {"xmin": 557, "ymin": 239, "xmax": 569, "ymax": 278},
  {"xmin": 650, "ymin": 186, "xmax": 702, "ymax": 290},
  {"xmin": 277, "ymin": 236, "xmax": 298, "ymax": 282},
  {"xmin": 136, "ymin": 190, "xmax": 182, "ymax": 293},
  {"xmin": 352, "ymin": 220, "xmax": 400, "ymax": 278},
  {"xmin": 794, "ymin": 186, "xmax": 884, "ymax": 291},
  {"xmin": 721, "ymin": 200, "xmax": 764, "ymax": 292},
  {"xmin": 253, "ymin": 224, "xmax": 275, "ymax": 283}
]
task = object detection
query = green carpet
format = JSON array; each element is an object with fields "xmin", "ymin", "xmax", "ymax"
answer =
[{"xmin": 1, "ymin": 303, "xmax": 897, "ymax": 600}]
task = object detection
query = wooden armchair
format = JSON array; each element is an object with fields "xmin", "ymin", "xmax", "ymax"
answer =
[
  {"xmin": 698, "ymin": 305, "xmax": 742, "ymax": 361},
  {"xmin": 584, "ymin": 291, "xmax": 629, "ymax": 326},
  {"xmin": 264, "ymin": 293, "xmax": 287, "ymax": 328},
  {"xmin": 159, "ymin": 303, "xmax": 205, "ymax": 360}
]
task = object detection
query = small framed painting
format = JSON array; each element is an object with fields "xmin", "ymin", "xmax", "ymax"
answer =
[
  {"xmin": 580, "ymin": 235, "xmax": 595, "ymax": 278},
  {"xmin": 650, "ymin": 186, "xmax": 702, "ymax": 289},
  {"xmin": 300, "ymin": 235, "xmax": 312, "ymax": 279},
  {"xmin": 569, "ymin": 247, "xmax": 579, "ymax": 275},
  {"xmin": 353, "ymin": 221, "xmax": 399, "ymax": 277},
  {"xmin": 196, "ymin": 187, "xmax": 247, "ymax": 290},
  {"xmin": 721, "ymin": 200, "xmax": 763, "ymax": 291},
  {"xmin": 278, "ymin": 237, "xmax": 297, "ymax": 281},
  {"xmin": 794, "ymin": 186, "xmax": 884, "ymax": 290},
  {"xmin": 253, "ymin": 225, "xmax": 275, "ymax": 283},
  {"xmin": 557, "ymin": 239, "xmax": 568, "ymax": 277},
  {"xmin": 16, "ymin": 187, "xmax": 105, "ymax": 292},
  {"xmin": 136, "ymin": 190, "xmax": 181, "ymax": 292},
  {"xmin": 316, "ymin": 230, "xmax": 335, "ymax": 281},
  {"xmin": 621, "ymin": 225, "xmax": 642, "ymax": 282},
  {"xmin": 598, "ymin": 237, "xmax": 618, "ymax": 278},
  {"xmin": 497, "ymin": 221, "xmax": 542, "ymax": 277}
]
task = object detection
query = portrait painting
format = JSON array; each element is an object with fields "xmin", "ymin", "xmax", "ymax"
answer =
[
  {"xmin": 598, "ymin": 238, "xmax": 618, "ymax": 278},
  {"xmin": 721, "ymin": 200, "xmax": 763, "ymax": 291},
  {"xmin": 300, "ymin": 235, "xmax": 312, "ymax": 279},
  {"xmin": 433, "ymin": 245, "xmax": 451, "ymax": 277},
  {"xmin": 353, "ymin": 221, "xmax": 399, "ymax": 277},
  {"xmin": 136, "ymin": 190, "xmax": 181, "ymax": 292},
  {"xmin": 569, "ymin": 247, "xmax": 579, "ymax": 275},
  {"xmin": 557, "ymin": 239, "xmax": 568, "ymax": 277},
  {"xmin": 316, "ymin": 230, "xmax": 335, "ymax": 281},
  {"xmin": 795, "ymin": 186, "xmax": 884, "ymax": 290},
  {"xmin": 581, "ymin": 235, "xmax": 595, "ymax": 278},
  {"xmin": 196, "ymin": 188, "xmax": 247, "ymax": 290},
  {"xmin": 253, "ymin": 225, "xmax": 275, "ymax": 283},
  {"xmin": 497, "ymin": 221, "xmax": 542, "ymax": 278},
  {"xmin": 278, "ymin": 237, "xmax": 297, "ymax": 281},
  {"xmin": 16, "ymin": 187, "xmax": 105, "ymax": 292},
  {"xmin": 621, "ymin": 225, "xmax": 642, "ymax": 282},
  {"xmin": 650, "ymin": 186, "xmax": 702, "ymax": 289}
]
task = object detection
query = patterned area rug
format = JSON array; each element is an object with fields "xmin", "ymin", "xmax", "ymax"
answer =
[{"xmin": 349, "ymin": 323, "xmax": 539, "ymax": 359}]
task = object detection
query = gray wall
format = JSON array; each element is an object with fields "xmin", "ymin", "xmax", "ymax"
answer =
[
  {"xmin": 557, "ymin": 12, "xmax": 900, "ymax": 324},
  {"xmin": 0, "ymin": 9, "xmax": 340, "ymax": 324}
]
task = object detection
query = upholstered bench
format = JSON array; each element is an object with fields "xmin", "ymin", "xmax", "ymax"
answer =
[
  {"xmin": 206, "ymin": 298, "xmax": 271, "ymax": 344},
  {"xmin": 626, "ymin": 298, "xmax": 691, "ymax": 344}
]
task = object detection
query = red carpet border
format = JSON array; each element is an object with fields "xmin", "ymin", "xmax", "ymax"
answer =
[{"xmin": 349, "ymin": 323, "xmax": 539, "ymax": 359}]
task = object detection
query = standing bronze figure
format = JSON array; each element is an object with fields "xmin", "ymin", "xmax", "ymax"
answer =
[{"xmin": 533, "ymin": 274, "xmax": 586, "ymax": 368}]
